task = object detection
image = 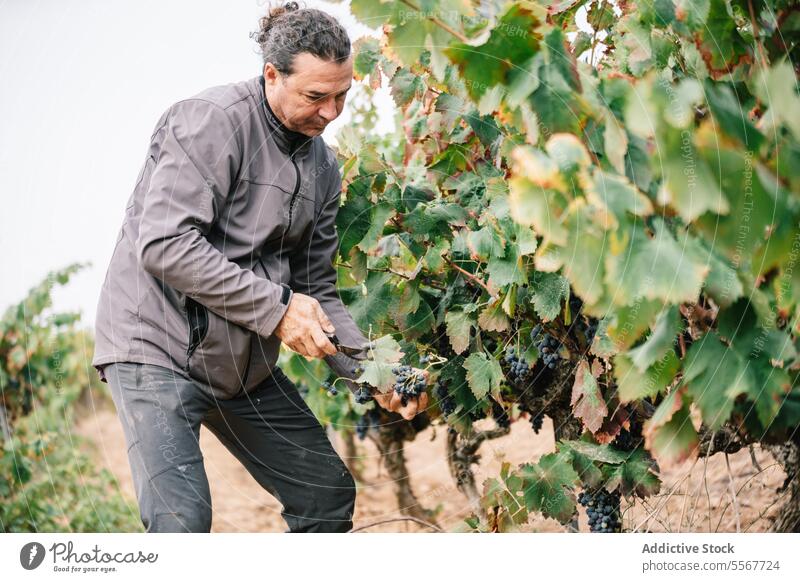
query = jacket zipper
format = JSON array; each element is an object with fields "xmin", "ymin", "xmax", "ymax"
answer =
[
  {"xmin": 239, "ymin": 342, "xmax": 252, "ymax": 394},
  {"xmin": 185, "ymin": 297, "xmax": 209, "ymax": 365},
  {"xmin": 286, "ymin": 152, "xmax": 301, "ymax": 232}
]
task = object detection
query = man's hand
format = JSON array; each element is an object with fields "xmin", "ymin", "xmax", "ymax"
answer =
[
  {"xmin": 273, "ymin": 292, "xmax": 338, "ymax": 359},
  {"xmin": 372, "ymin": 368, "xmax": 430, "ymax": 420}
]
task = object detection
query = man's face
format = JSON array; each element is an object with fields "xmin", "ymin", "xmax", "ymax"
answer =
[{"xmin": 263, "ymin": 52, "xmax": 353, "ymax": 137}]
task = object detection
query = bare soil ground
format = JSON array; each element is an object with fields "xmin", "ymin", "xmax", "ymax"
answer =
[{"xmin": 75, "ymin": 404, "xmax": 787, "ymax": 533}]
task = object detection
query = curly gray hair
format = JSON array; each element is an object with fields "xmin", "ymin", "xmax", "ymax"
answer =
[{"xmin": 252, "ymin": 2, "xmax": 351, "ymax": 75}]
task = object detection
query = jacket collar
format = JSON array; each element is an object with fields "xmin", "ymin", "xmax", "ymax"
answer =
[{"xmin": 250, "ymin": 75, "xmax": 313, "ymax": 158}]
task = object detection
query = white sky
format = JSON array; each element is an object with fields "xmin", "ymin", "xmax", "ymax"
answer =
[{"xmin": 0, "ymin": 0, "xmax": 394, "ymax": 329}]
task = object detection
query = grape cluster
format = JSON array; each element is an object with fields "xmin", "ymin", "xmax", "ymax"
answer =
[
  {"xmin": 584, "ymin": 319, "xmax": 599, "ymax": 345},
  {"xmin": 530, "ymin": 411, "xmax": 544, "ymax": 434},
  {"xmin": 491, "ymin": 400, "xmax": 510, "ymax": 429},
  {"xmin": 613, "ymin": 413, "xmax": 643, "ymax": 452},
  {"xmin": 434, "ymin": 379, "xmax": 456, "ymax": 416},
  {"xmin": 355, "ymin": 408, "xmax": 381, "ymax": 441},
  {"xmin": 572, "ymin": 315, "xmax": 599, "ymax": 350},
  {"xmin": 321, "ymin": 380, "xmax": 337, "ymax": 396},
  {"xmin": 347, "ymin": 362, "xmax": 373, "ymax": 404},
  {"xmin": 469, "ymin": 405, "xmax": 488, "ymax": 422},
  {"xmin": 503, "ymin": 346, "xmax": 531, "ymax": 382},
  {"xmin": 578, "ymin": 488, "xmax": 622, "ymax": 533},
  {"xmin": 392, "ymin": 364, "xmax": 427, "ymax": 406},
  {"xmin": 354, "ymin": 386, "xmax": 373, "ymax": 404},
  {"xmin": 533, "ymin": 330, "xmax": 561, "ymax": 369}
]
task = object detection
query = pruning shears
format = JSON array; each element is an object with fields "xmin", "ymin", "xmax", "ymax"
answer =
[{"xmin": 325, "ymin": 332, "xmax": 373, "ymax": 360}]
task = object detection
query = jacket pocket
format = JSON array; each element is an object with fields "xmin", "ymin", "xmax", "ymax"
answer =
[
  {"xmin": 184, "ymin": 297, "xmax": 252, "ymax": 398},
  {"xmin": 239, "ymin": 258, "xmax": 282, "ymax": 392}
]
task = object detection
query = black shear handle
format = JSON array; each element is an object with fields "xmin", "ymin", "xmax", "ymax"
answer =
[{"xmin": 324, "ymin": 332, "xmax": 370, "ymax": 358}]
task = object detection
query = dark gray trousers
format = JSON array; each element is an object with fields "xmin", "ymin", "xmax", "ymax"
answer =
[{"xmin": 103, "ymin": 362, "xmax": 356, "ymax": 533}]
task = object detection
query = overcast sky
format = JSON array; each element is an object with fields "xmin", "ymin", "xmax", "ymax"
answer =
[{"xmin": 0, "ymin": 0, "xmax": 395, "ymax": 329}]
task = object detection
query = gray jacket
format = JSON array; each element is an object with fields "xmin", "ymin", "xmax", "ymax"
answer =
[{"xmin": 92, "ymin": 74, "xmax": 368, "ymax": 399}]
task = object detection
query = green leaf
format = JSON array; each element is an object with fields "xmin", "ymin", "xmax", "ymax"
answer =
[
  {"xmin": 745, "ymin": 358, "xmax": 793, "ymax": 429},
  {"xmin": 444, "ymin": 6, "xmax": 541, "ymax": 101},
  {"xmin": 544, "ymin": 201, "xmax": 608, "ymax": 306},
  {"xmin": 582, "ymin": 168, "xmax": 653, "ymax": 229},
  {"xmin": 590, "ymin": 317, "xmax": 620, "ymax": 358},
  {"xmin": 404, "ymin": 202, "xmax": 467, "ymax": 240},
  {"xmin": 487, "ymin": 244, "xmax": 527, "ymax": 287},
  {"xmin": 603, "ymin": 110, "xmax": 629, "ymax": 174},
  {"xmin": 467, "ymin": 226, "xmax": 505, "ymax": 262},
  {"xmin": 643, "ymin": 387, "xmax": 699, "ymax": 467},
  {"xmin": 694, "ymin": 148, "xmax": 783, "ymax": 262},
  {"xmin": 614, "ymin": 350, "xmax": 680, "ymax": 403},
  {"xmin": 346, "ymin": 271, "xmax": 393, "ymax": 330},
  {"xmin": 681, "ymin": 234, "xmax": 743, "ymax": 308},
  {"xmin": 695, "ymin": 0, "xmax": 752, "ymax": 78},
  {"xmin": 755, "ymin": 61, "xmax": 800, "ymax": 142},
  {"xmin": 398, "ymin": 298, "xmax": 435, "ymax": 339},
  {"xmin": 444, "ymin": 310, "xmax": 473, "ymax": 355},
  {"xmin": 682, "ymin": 332, "xmax": 751, "ymax": 430},
  {"xmin": 350, "ymin": 0, "xmax": 394, "ymax": 26},
  {"xmin": 337, "ymin": 180, "xmax": 374, "ymax": 257},
  {"xmin": 530, "ymin": 271, "xmax": 569, "ymax": 322},
  {"xmin": 603, "ymin": 448, "xmax": 662, "ymax": 499},
  {"xmin": 656, "ymin": 134, "xmax": 730, "ymax": 221},
  {"xmin": 464, "ymin": 352, "xmax": 504, "ymax": 399},
  {"xmin": 628, "ymin": 306, "xmax": 683, "ymax": 372},
  {"xmin": 353, "ymin": 36, "xmax": 382, "ymax": 80},
  {"xmin": 606, "ymin": 298, "xmax": 664, "ymax": 351},
  {"xmin": 481, "ymin": 473, "xmax": 530, "ymax": 528},
  {"xmin": 356, "ymin": 202, "xmax": 395, "ymax": 253},
  {"xmin": 704, "ymin": 81, "xmax": 764, "ymax": 150},
  {"xmin": 605, "ymin": 220, "xmax": 708, "ymax": 306},
  {"xmin": 356, "ymin": 334, "xmax": 405, "ymax": 391},
  {"xmin": 511, "ymin": 222, "xmax": 538, "ymax": 256},
  {"xmin": 390, "ymin": 67, "xmax": 425, "ymax": 107},
  {"xmin": 465, "ymin": 110, "xmax": 502, "ymax": 148},
  {"xmin": 519, "ymin": 451, "xmax": 580, "ymax": 524},
  {"xmin": 545, "ymin": 133, "xmax": 591, "ymax": 177}
]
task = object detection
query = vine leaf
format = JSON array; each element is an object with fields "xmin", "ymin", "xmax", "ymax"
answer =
[
  {"xmin": 444, "ymin": 310, "xmax": 473, "ymax": 355},
  {"xmin": 518, "ymin": 451, "xmax": 579, "ymax": 524},
  {"xmin": 559, "ymin": 441, "xmax": 662, "ymax": 499},
  {"xmin": 593, "ymin": 399, "xmax": 633, "ymax": 444},
  {"xmin": 628, "ymin": 305, "xmax": 682, "ymax": 373},
  {"xmin": 643, "ymin": 387, "xmax": 699, "ymax": 468},
  {"xmin": 530, "ymin": 271, "xmax": 569, "ymax": 322},
  {"xmin": 477, "ymin": 299, "xmax": 510, "ymax": 332},
  {"xmin": 464, "ymin": 352, "xmax": 504, "ymax": 399},
  {"xmin": 444, "ymin": 5, "xmax": 542, "ymax": 102},
  {"xmin": 571, "ymin": 358, "xmax": 608, "ymax": 433},
  {"xmin": 614, "ymin": 350, "xmax": 680, "ymax": 403},
  {"xmin": 480, "ymin": 462, "xmax": 529, "ymax": 530},
  {"xmin": 605, "ymin": 219, "xmax": 709, "ymax": 306},
  {"xmin": 590, "ymin": 317, "xmax": 619, "ymax": 358},
  {"xmin": 681, "ymin": 332, "xmax": 750, "ymax": 430},
  {"xmin": 603, "ymin": 448, "xmax": 662, "ymax": 499},
  {"xmin": 356, "ymin": 335, "xmax": 404, "ymax": 392}
]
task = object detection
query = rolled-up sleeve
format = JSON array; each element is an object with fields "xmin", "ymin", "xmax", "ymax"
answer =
[
  {"xmin": 290, "ymin": 150, "xmax": 371, "ymax": 394},
  {"xmin": 136, "ymin": 98, "xmax": 290, "ymax": 338}
]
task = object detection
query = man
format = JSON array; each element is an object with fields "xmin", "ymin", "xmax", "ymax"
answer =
[{"xmin": 92, "ymin": 3, "xmax": 428, "ymax": 533}]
